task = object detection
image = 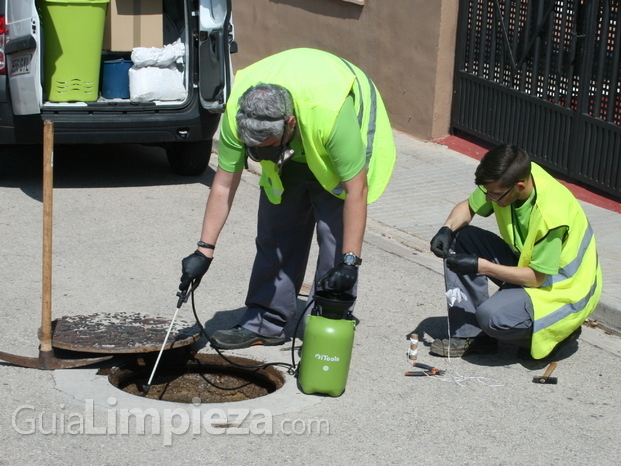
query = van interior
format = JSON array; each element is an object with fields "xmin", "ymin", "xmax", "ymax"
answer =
[
  {"xmin": 40, "ymin": 0, "xmax": 192, "ymax": 109},
  {"xmin": 6, "ymin": 0, "xmax": 231, "ymax": 117}
]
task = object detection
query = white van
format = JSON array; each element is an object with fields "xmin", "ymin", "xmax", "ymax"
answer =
[{"xmin": 1, "ymin": 0, "xmax": 235, "ymax": 175}]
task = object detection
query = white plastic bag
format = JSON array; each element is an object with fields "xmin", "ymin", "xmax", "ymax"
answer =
[
  {"xmin": 446, "ymin": 288, "xmax": 468, "ymax": 306},
  {"xmin": 131, "ymin": 40, "xmax": 185, "ymax": 68},
  {"xmin": 129, "ymin": 65, "xmax": 186, "ymax": 102}
]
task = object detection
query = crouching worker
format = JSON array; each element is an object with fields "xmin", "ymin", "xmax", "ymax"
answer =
[
  {"xmin": 429, "ymin": 144, "xmax": 602, "ymax": 360},
  {"xmin": 178, "ymin": 48, "xmax": 396, "ymax": 349}
]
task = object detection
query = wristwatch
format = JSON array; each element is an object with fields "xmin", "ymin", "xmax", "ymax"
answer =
[{"xmin": 343, "ymin": 252, "xmax": 362, "ymax": 266}]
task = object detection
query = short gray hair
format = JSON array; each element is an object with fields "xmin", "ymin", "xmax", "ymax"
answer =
[{"xmin": 236, "ymin": 84, "xmax": 294, "ymax": 146}]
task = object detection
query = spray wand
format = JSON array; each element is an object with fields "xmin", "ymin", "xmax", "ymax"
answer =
[{"xmin": 142, "ymin": 284, "xmax": 195, "ymax": 397}]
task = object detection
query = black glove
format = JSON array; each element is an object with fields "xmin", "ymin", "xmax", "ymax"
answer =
[
  {"xmin": 446, "ymin": 254, "xmax": 479, "ymax": 275},
  {"xmin": 317, "ymin": 263, "xmax": 358, "ymax": 293},
  {"xmin": 179, "ymin": 250, "xmax": 213, "ymax": 291},
  {"xmin": 430, "ymin": 226, "xmax": 454, "ymax": 258}
]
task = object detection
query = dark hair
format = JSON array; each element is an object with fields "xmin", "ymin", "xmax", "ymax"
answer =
[{"xmin": 474, "ymin": 144, "xmax": 531, "ymax": 187}]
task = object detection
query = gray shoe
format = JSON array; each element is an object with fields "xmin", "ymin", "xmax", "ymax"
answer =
[
  {"xmin": 210, "ymin": 325, "xmax": 286, "ymax": 350},
  {"xmin": 430, "ymin": 335, "xmax": 498, "ymax": 357}
]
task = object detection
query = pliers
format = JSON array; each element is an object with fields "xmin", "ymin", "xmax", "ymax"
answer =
[{"xmin": 404, "ymin": 363, "xmax": 445, "ymax": 376}]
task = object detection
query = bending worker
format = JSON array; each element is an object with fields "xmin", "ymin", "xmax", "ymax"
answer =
[
  {"xmin": 429, "ymin": 144, "xmax": 602, "ymax": 360},
  {"xmin": 179, "ymin": 48, "xmax": 396, "ymax": 350}
]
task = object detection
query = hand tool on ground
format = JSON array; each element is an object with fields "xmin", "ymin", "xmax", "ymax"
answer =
[
  {"xmin": 404, "ymin": 362, "xmax": 445, "ymax": 376},
  {"xmin": 142, "ymin": 283, "xmax": 197, "ymax": 396},
  {"xmin": 532, "ymin": 361, "xmax": 558, "ymax": 384},
  {"xmin": 0, "ymin": 121, "xmax": 111, "ymax": 369}
]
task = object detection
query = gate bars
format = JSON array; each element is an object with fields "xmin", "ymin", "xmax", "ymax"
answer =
[{"xmin": 452, "ymin": 0, "xmax": 621, "ymax": 198}]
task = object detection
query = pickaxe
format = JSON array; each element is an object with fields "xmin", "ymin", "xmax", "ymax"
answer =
[{"xmin": 0, "ymin": 121, "xmax": 111, "ymax": 370}]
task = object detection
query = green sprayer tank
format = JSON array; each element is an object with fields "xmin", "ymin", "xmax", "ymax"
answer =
[{"xmin": 298, "ymin": 291, "xmax": 356, "ymax": 397}]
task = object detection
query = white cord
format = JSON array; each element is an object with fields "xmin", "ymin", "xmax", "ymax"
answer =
[{"xmin": 430, "ymin": 317, "xmax": 505, "ymax": 387}]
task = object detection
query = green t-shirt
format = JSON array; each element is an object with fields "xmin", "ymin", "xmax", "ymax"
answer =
[
  {"xmin": 468, "ymin": 188, "xmax": 567, "ymax": 275},
  {"xmin": 218, "ymin": 95, "xmax": 365, "ymax": 182}
]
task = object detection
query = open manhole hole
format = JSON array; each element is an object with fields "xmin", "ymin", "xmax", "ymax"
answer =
[{"xmin": 108, "ymin": 353, "xmax": 285, "ymax": 403}]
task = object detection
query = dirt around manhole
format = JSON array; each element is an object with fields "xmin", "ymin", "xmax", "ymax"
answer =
[{"xmin": 109, "ymin": 353, "xmax": 285, "ymax": 403}]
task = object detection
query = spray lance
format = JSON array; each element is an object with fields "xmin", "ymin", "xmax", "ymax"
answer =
[
  {"xmin": 142, "ymin": 246, "xmax": 215, "ymax": 396},
  {"xmin": 142, "ymin": 283, "xmax": 197, "ymax": 397},
  {"xmin": 143, "ymin": 280, "xmax": 298, "ymax": 398}
]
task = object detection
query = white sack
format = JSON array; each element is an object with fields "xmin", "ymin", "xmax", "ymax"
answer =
[
  {"xmin": 131, "ymin": 40, "xmax": 185, "ymax": 68},
  {"xmin": 129, "ymin": 65, "xmax": 186, "ymax": 102}
]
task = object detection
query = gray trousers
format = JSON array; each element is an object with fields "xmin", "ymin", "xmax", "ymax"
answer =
[
  {"xmin": 238, "ymin": 162, "xmax": 353, "ymax": 338},
  {"xmin": 446, "ymin": 226, "xmax": 533, "ymax": 348}
]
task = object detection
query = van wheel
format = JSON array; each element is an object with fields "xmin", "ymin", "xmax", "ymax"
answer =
[{"xmin": 166, "ymin": 139, "xmax": 212, "ymax": 176}]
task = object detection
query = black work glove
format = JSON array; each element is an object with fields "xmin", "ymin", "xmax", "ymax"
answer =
[
  {"xmin": 446, "ymin": 254, "xmax": 479, "ymax": 275},
  {"xmin": 430, "ymin": 226, "xmax": 454, "ymax": 258},
  {"xmin": 179, "ymin": 250, "xmax": 213, "ymax": 291},
  {"xmin": 317, "ymin": 263, "xmax": 358, "ymax": 293}
]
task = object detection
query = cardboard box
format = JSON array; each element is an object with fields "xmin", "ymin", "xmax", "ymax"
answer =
[{"xmin": 103, "ymin": 0, "xmax": 163, "ymax": 51}]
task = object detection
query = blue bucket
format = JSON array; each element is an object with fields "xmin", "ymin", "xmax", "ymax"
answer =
[{"xmin": 101, "ymin": 59, "xmax": 132, "ymax": 99}]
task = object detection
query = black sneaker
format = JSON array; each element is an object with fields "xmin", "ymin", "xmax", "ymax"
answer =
[
  {"xmin": 430, "ymin": 335, "xmax": 498, "ymax": 357},
  {"xmin": 518, "ymin": 326, "xmax": 582, "ymax": 361},
  {"xmin": 210, "ymin": 326, "xmax": 286, "ymax": 350}
]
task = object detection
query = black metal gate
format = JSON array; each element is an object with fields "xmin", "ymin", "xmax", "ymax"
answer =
[{"xmin": 452, "ymin": 0, "xmax": 621, "ymax": 198}]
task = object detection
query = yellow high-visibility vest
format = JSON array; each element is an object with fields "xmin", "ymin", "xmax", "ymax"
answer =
[
  {"xmin": 224, "ymin": 48, "xmax": 396, "ymax": 204},
  {"xmin": 493, "ymin": 163, "xmax": 602, "ymax": 359}
]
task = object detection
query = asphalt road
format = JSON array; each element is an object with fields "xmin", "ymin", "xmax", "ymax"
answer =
[{"xmin": 1, "ymin": 143, "xmax": 620, "ymax": 464}]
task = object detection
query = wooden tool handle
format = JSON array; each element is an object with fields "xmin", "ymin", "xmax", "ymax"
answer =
[
  {"xmin": 542, "ymin": 361, "xmax": 557, "ymax": 378},
  {"xmin": 40, "ymin": 121, "xmax": 54, "ymax": 352}
]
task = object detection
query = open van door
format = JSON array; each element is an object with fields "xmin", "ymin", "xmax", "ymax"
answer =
[
  {"xmin": 198, "ymin": 0, "xmax": 234, "ymax": 112},
  {"xmin": 5, "ymin": 0, "xmax": 42, "ymax": 115}
]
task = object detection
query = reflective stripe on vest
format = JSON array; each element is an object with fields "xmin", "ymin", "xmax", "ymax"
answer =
[
  {"xmin": 339, "ymin": 58, "xmax": 377, "ymax": 168},
  {"xmin": 534, "ymin": 263, "xmax": 600, "ymax": 333},
  {"xmin": 541, "ymin": 223, "xmax": 594, "ymax": 288},
  {"xmin": 330, "ymin": 58, "xmax": 379, "ymax": 198}
]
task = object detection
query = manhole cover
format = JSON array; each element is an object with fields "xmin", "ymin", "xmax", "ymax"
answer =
[
  {"xmin": 109, "ymin": 353, "xmax": 284, "ymax": 403},
  {"xmin": 51, "ymin": 312, "xmax": 201, "ymax": 353}
]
